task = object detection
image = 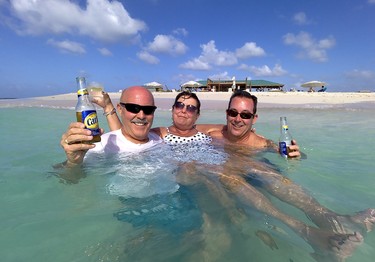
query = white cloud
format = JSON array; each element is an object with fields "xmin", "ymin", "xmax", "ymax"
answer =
[
  {"xmin": 180, "ymin": 40, "xmax": 237, "ymax": 70},
  {"xmin": 201, "ymin": 41, "xmax": 238, "ymax": 66},
  {"xmin": 137, "ymin": 50, "xmax": 159, "ymax": 64},
  {"xmin": 368, "ymin": 0, "xmax": 375, "ymax": 4},
  {"xmin": 6, "ymin": 0, "xmax": 146, "ymax": 42},
  {"xmin": 293, "ymin": 12, "xmax": 311, "ymax": 25},
  {"xmin": 98, "ymin": 47, "xmax": 112, "ymax": 56},
  {"xmin": 180, "ymin": 58, "xmax": 211, "ymax": 70},
  {"xmin": 173, "ymin": 28, "xmax": 188, "ymax": 36},
  {"xmin": 208, "ymin": 71, "xmax": 232, "ymax": 80},
  {"xmin": 238, "ymin": 64, "xmax": 249, "ymax": 70},
  {"xmin": 146, "ymin": 34, "xmax": 188, "ymax": 55},
  {"xmin": 173, "ymin": 73, "xmax": 197, "ymax": 84},
  {"xmin": 137, "ymin": 34, "xmax": 187, "ymax": 64},
  {"xmin": 239, "ymin": 64, "xmax": 287, "ymax": 77},
  {"xmin": 318, "ymin": 38, "xmax": 335, "ymax": 49},
  {"xmin": 47, "ymin": 39, "xmax": 86, "ymax": 54},
  {"xmin": 235, "ymin": 42, "xmax": 266, "ymax": 59},
  {"xmin": 283, "ymin": 31, "xmax": 335, "ymax": 62}
]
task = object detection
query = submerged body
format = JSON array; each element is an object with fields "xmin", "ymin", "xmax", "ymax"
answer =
[
  {"xmin": 255, "ymin": 230, "xmax": 279, "ymax": 250},
  {"xmin": 59, "ymin": 90, "xmax": 374, "ymax": 261},
  {"xmin": 1, "ymin": 105, "xmax": 375, "ymax": 261}
]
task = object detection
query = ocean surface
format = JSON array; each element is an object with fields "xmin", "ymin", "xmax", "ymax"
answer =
[{"xmin": 0, "ymin": 103, "xmax": 374, "ymax": 262}]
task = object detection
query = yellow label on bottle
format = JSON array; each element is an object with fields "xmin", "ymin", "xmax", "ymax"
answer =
[
  {"xmin": 77, "ymin": 89, "xmax": 88, "ymax": 96},
  {"xmin": 84, "ymin": 112, "xmax": 99, "ymax": 129}
]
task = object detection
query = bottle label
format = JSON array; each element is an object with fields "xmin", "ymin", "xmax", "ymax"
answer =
[
  {"xmin": 81, "ymin": 110, "xmax": 100, "ymax": 136},
  {"xmin": 77, "ymin": 89, "xmax": 88, "ymax": 97},
  {"xmin": 279, "ymin": 141, "xmax": 288, "ymax": 157}
]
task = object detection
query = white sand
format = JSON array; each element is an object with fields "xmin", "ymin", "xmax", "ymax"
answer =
[{"xmin": 1, "ymin": 91, "xmax": 375, "ymax": 109}]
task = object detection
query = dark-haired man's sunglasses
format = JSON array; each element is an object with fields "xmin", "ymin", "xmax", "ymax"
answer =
[
  {"xmin": 119, "ymin": 102, "xmax": 157, "ymax": 115},
  {"xmin": 174, "ymin": 101, "xmax": 198, "ymax": 113},
  {"xmin": 226, "ymin": 108, "xmax": 254, "ymax": 119}
]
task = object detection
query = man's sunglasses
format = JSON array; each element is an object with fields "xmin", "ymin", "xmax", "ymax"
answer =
[
  {"xmin": 226, "ymin": 108, "xmax": 254, "ymax": 119},
  {"xmin": 119, "ymin": 102, "xmax": 157, "ymax": 115},
  {"xmin": 173, "ymin": 101, "xmax": 198, "ymax": 113}
]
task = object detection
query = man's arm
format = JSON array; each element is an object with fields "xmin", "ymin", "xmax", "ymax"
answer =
[
  {"xmin": 55, "ymin": 122, "xmax": 100, "ymax": 183},
  {"xmin": 60, "ymin": 122, "xmax": 97, "ymax": 167}
]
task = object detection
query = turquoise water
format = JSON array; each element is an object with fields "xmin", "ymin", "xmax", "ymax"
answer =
[{"xmin": 0, "ymin": 105, "xmax": 374, "ymax": 261}]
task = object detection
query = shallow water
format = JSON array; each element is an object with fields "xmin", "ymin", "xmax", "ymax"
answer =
[{"xmin": 0, "ymin": 106, "xmax": 374, "ymax": 262}]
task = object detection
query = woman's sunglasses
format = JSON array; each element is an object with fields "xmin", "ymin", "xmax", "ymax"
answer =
[
  {"xmin": 226, "ymin": 108, "xmax": 254, "ymax": 119},
  {"xmin": 173, "ymin": 101, "xmax": 198, "ymax": 113},
  {"xmin": 119, "ymin": 102, "xmax": 157, "ymax": 115}
]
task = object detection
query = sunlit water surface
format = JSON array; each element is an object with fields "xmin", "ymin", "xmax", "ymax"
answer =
[{"xmin": 0, "ymin": 106, "xmax": 374, "ymax": 262}]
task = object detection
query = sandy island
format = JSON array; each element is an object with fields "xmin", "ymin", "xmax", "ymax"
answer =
[{"xmin": 1, "ymin": 91, "xmax": 374, "ymax": 110}]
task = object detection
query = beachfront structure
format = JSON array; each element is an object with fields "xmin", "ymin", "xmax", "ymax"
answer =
[
  {"xmin": 192, "ymin": 79, "xmax": 284, "ymax": 92},
  {"xmin": 143, "ymin": 86, "xmax": 164, "ymax": 92}
]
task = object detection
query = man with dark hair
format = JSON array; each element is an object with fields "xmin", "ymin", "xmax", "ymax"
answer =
[{"xmin": 198, "ymin": 90, "xmax": 300, "ymax": 157}]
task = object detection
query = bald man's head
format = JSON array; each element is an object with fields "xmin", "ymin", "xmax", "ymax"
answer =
[
  {"xmin": 117, "ymin": 86, "xmax": 156, "ymax": 144},
  {"xmin": 120, "ymin": 86, "xmax": 155, "ymax": 106}
]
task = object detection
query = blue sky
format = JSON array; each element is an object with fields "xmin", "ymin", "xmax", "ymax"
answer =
[{"xmin": 1, "ymin": 0, "xmax": 375, "ymax": 98}]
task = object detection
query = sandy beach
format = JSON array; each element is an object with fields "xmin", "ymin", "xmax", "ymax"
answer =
[{"xmin": 1, "ymin": 91, "xmax": 374, "ymax": 110}]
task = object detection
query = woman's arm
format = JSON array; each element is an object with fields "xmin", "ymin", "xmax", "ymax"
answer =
[
  {"xmin": 92, "ymin": 92, "xmax": 122, "ymax": 131},
  {"xmin": 150, "ymin": 126, "xmax": 167, "ymax": 138}
]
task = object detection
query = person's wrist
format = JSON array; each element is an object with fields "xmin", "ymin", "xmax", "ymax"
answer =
[
  {"xmin": 103, "ymin": 107, "xmax": 116, "ymax": 116},
  {"xmin": 64, "ymin": 159, "xmax": 81, "ymax": 168},
  {"xmin": 103, "ymin": 101, "xmax": 114, "ymax": 112}
]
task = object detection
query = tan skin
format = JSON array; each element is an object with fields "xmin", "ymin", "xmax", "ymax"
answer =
[
  {"xmin": 196, "ymin": 96, "xmax": 300, "ymax": 157},
  {"xmin": 97, "ymin": 92, "xmax": 375, "ymax": 224},
  {"xmin": 60, "ymin": 86, "xmax": 156, "ymax": 166},
  {"xmin": 94, "ymin": 92, "xmax": 205, "ymax": 140},
  {"xmin": 96, "ymin": 92, "xmax": 300, "ymax": 158},
  {"xmin": 70, "ymin": 91, "xmax": 374, "ymax": 260}
]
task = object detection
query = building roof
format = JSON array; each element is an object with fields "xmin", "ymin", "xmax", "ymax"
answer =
[{"xmin": 247, "ymin": 80, "xmax": 284, "ymax": 87}]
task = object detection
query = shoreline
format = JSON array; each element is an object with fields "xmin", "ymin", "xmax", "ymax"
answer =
[{"xmin": 1, "ymin": 91, "xmax": 374, "ymax": 110}]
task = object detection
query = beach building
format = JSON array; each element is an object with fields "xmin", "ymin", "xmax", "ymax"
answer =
[
  {"xmin": 143, "ymin": 86, "xmax": 164, "ymax": 92},
  {"xmin": 192, "ymin": 78, "xmax": 284, "ymax": 92}
]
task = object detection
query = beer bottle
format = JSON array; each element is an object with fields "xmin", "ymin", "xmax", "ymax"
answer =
[
  {"xmin": 75, "ymin": 76, "xmax": 101, "ymax": 143},
  {"xmin": 279, "ymin": 116, "xmax": 292, "ymax": 158}
]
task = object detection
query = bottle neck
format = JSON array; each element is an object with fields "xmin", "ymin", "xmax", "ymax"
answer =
[
  {"xmin": 77, "ymin": 88, "xmax": 89, "ymax": 98},
  {"xmin": 76, "ymin": 77, "xmax": 87, "ymax": 99},
  {"xmin": 280, "ymin": 117, "xmax": 288, "ymax": 132}
]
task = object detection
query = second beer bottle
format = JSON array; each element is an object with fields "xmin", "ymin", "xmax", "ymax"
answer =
[
  {"xmin": 279, "ymin": 116, "xmax": 292, "ymax": 158},
  {"xmin": 75, "ymin": 76, "xmax": 101, "ymax": 143}
]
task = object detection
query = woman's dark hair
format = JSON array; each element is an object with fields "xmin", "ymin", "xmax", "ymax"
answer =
[
  {"xmin": 227, "ymin": 90, "xmax": 258, "ymax": 114},
  {"xmin": 173, "ymin": 91, "xmax": 201, "ymax": 114}
]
